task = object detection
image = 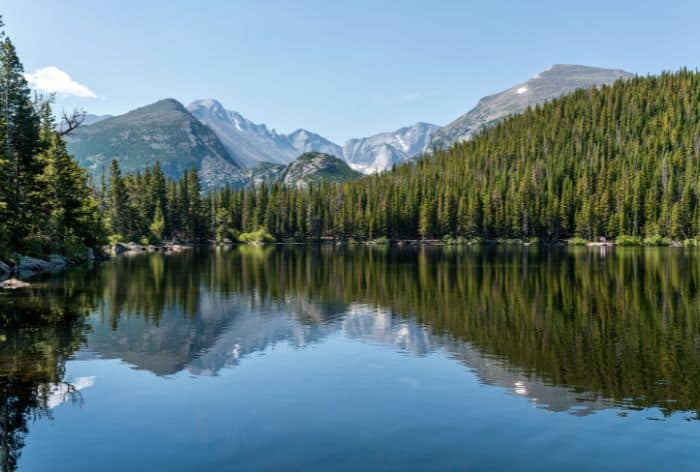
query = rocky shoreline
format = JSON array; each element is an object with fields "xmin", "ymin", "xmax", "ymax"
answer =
[
  {"xmin": 0, "ymin": 241, "xmax": 194, "ymax": 289},
  {"xmin": 104, "ymin": 241, "xmax": 194, "ymax": 256}
]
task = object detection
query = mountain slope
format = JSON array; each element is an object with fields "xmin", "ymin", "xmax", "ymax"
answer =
[
  {"xmin": 187, "ymin": 99, "xmax": 302, "ymax": 167},
  {"xmin": 343, "ymin": 122, "xmax": 439, "ymax": 173},
  {"xmin": 66, "ymin": 99, "xmax": 240, "ymax": 187},
  {"xmin": 428, "ymin": 64, "xmax": 634, "ymax": 151},
  {"xmin": 280, "ymin": 152, "xmax": 360, "ymax": 188},
  {"xmin": 81, "ymin": 113, "xmax": 112, "ymax": 126}
]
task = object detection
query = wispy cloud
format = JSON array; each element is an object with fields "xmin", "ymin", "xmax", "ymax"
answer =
[
  {"xmin": 24, "ymin": 66, "xmax": 97, "ymax": 98},
  {"xmin": 375, "ymin": 91, "xmax": 423, "ymax": 104}
]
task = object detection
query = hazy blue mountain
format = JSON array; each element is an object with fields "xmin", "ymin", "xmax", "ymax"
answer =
[
  {"xmin": 81, "ymin": 113, "xmax": 112, "ymax": 126},
  {"xmin": 428, "ymin": 64, "xmax": 634, "ymax": 151},
  {"xmin": 66, "ymin": 98, "xmax": 241, "ymax": 188},
  {"xmin": 187, "ymin": 99, "xmax": 306, "ymax": 167}
]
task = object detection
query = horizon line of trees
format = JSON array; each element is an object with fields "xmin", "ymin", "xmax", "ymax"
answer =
[{"xmin": 6, "ymin": 4, "xmax": 700, "ymax": 256}]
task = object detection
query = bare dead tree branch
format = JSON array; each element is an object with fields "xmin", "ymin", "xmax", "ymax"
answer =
[{"xmin": 58, "ymin": 109, "xmax": 86, "ymax": 136}]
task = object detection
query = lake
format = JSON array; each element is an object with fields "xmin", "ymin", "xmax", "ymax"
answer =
[{"xmin": 1, "ymin": 245, "xmax": 699, "ymax": 471}]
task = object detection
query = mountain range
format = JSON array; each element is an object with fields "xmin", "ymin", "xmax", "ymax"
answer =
[
  {"xmin": 186, "ymin": 98, "xmax": 432, "ymax": 172},
  {"xmin": 66, "ymin": 98, "xmax": 242, "ymax": 188},
  {"xmin": 427, "ymin": 64, "xmax": 634, "ymax": 150},
  {"xmin": 66, "ymin": 64, "xmax": 633, "ymax": 187}
]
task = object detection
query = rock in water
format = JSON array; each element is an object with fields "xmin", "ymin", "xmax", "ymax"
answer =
[{"xmin": 0, "ymin": 278, "xmax": 31, "ymax": 289}]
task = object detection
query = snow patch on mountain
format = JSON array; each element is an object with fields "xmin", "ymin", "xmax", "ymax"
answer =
[{"xmin": 343, "ymin": 122, "xmax": 439, "ymax": 174}]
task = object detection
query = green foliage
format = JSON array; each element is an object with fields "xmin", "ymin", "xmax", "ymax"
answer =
[
  {"xmin": 238, "ymin": 228, "xmax": 275, "ymax": 244},
  {"xmin": 108, "ymin": 234, "xmax": 124, "ymax": 245},
  {"xmin": 0, "ymin": 19, "xmax": 102, "ymax": 257},
  {"xmin": 368, "ymin": 236, "xmax": 390, "ymax": 245},
  {"xmin": 643, "ymin": 234, "xmax": 672, "ymax": 246},
  {"xmin": 443, "ymin": 235, "xmax": 469, "ymax": 245},
  {"xmin": 62, "ymin": 229, "xmax": 89, "ymax": 259},
  {"xmin": 149, "ymin": 202, "xmax": 165, "ymax": 242},
  {"xmin": 566, "ymin": 237, "xmax": 589, "ymax": 246},
  {"xmin": 615, "ymin": 235, "xmax": 642, "ymax": 246}
]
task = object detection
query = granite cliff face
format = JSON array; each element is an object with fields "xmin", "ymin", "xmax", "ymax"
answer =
[{"xmin": 280, "ymin": 152, "xmax": 360, "ymax": 188}]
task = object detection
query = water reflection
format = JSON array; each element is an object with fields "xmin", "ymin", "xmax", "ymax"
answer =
[
  {"xmin": 75, "ymin": 246, "xmax": 700, "ymax": 416},
  {"xmin": 3, "ymin": 245, "xmax": 700, "ymax": 469},
  {"xmin": 0, "ymin": 289, "xmax": 91, "ymax": 471}
]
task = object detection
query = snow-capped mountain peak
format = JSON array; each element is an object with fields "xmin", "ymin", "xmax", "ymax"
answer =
[{"xmin": 343, "ymin": 122, "xmax": 439, "ymax": 174}]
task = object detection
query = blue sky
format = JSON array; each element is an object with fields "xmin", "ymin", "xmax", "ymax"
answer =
[{"xmin": 3, "ymin": 0, "xmax": 698, "ymax": 143}]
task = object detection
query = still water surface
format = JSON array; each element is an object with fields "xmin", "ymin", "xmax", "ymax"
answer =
[{"xmin": 2, "ymin": 246, "xmax": 700, "ymax": 471}]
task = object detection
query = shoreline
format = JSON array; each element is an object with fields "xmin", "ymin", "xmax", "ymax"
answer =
[{"xmin": 0, "ymin": 237, "xmax": 692, "ymax": 288}]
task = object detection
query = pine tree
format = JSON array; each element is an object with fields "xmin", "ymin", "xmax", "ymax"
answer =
[
  {"xmin": 150, "ymin": 201, "xmax": 166, "ymax": 242},
  {"xmin": 0, "ymin": 27, "xmax": 41, "ymax": 251},
  {"xmin": 107, "ymin": 159, "xmax": 128, "ymax": 238}
]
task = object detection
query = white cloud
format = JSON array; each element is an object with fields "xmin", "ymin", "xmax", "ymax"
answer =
[
  {"xmin": 45, "ymin": 376, "xmax": 96, "ymax": 409},
  {"xmin": 24, "ymin": 66, "xmax": 97, "ymax": 98}
]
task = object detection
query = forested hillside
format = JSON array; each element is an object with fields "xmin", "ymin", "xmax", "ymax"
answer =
[{"xmin": 202, "ymin": 69, "xmax": 700, "ymax": 241}]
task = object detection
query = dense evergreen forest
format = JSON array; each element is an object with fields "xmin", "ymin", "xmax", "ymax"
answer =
[
  {"xmin": 100, "ymin": 67, "xmax": 700, "ymax": 245},
  {"xmin": 201, "ymin": 68, "xmax": 700, "ymax": 242},
  {"xmin": 4, "ymin": 10, "xmax": 700, "ymax": 256},
  {"xmin": 0, "ymin": 18, "xmax": 100, "ymax": 260}
]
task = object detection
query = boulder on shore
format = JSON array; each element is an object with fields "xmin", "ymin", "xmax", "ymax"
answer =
[
  {"xmin": 0, "ymin": 259, "xmax": 10, "ymax": 274},
  {"xmin": 14, "ymin": 254, "xmax": 71, "ymax": 276},
  {"xmin": 0, "ymin": 278, "xmax": 31, "ymax": 289},
  {"xmin": 17, "ymin": 255, "xmax": 54, "ymax": 273},
  {"xmin": 108, "ymin": 243, "xmax": 128, "ymax": 255}
]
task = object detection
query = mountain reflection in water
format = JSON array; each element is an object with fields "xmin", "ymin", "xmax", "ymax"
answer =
[{"xmin": 2, "ymin": 245, "xmax": 700, "ymax": 470}]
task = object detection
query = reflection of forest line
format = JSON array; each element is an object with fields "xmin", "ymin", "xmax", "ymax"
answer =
[
  {"xmin": 2, "ymin": 246, "xmax": 700, "ymax": 470},
  {"xmin": 249, "ymin": 246, "xmax": 700, "ymax": 417},
  {"xmin": 0, "ymin": 290, "xmax": 91, "ymax": 472},
  {"xmin": 3, "ymin": 245, "xmax": 700, "ymax": 471},
  {"xmin": 77, "ymin": 246, "xmax": 700, "ymax": 417}
]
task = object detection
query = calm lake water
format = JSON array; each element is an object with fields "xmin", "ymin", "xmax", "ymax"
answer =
[{"xmin": 2, "ymin": 245, "xmax": 700, "ymax": 471}]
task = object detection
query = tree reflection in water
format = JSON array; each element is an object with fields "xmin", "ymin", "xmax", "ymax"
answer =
[{"xmin": 3, "ymin": 245, "xmax": 700, "ymax": 470}]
